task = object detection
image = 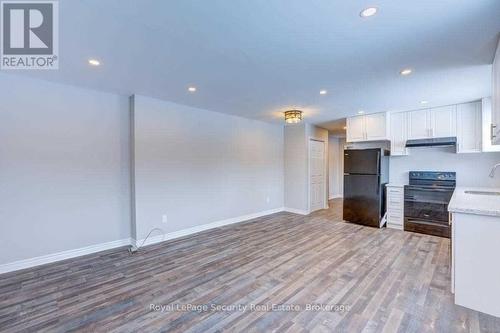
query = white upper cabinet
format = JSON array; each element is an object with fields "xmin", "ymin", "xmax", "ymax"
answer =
[
  {"xmin": 407, "ymin": 106, "xmax": 456, "ymax": 140},
  {"xmin": 492, "ymin": 39, "xmax": 500, "ymax": 144},
  {"xmin": 346, "ymin": 115, "xmax": 365, "ymax": 142},
  {"xmin": 457, "ymin": 102, "xmax": 481, "ymax": 153},
  {"xmin": 407, "ymin": 109, "xmax": 431, "ymax": 139},
  {"xmin": 364, "ymin": 113, "xmax": 388, "ymax": 141},
  {"xmin": 390, "ymin": 112, "xmax": 408, "ymax": 156},
  {"xmin": 431, "ymin": 105, "xmax": 457, "ymax": 138},
  {"xmin": 346, "ymin": 112, "xmax": 388, "ymax": 142},
  {"xmin": 482, "ymin": 97, "xmax": 500, "ymax": 152},
  {"xmin": 348, "ymin": 101, "xmax": 484, "ymax": 154}
]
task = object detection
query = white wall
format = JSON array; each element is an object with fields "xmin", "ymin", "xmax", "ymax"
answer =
[
  {"xmin": 390, "ymin": 147, "xmax": 500, "ymax": 186},
  {"xmin": 0, "ymin": 74, "xmax": 131, "ymax": 265},
  {"xmin": 132, "ymin": 95, "xmax": 284, "ymax": 240},
  {"xmin": 328, "ymin": 136, "xmax": 344, "ymax": 198},
  {"xmin": 284, "ymin": 124, "xmax": 307, "ymax": 212}
]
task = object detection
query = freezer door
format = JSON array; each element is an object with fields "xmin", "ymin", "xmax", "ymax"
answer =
[
  {"xmin": 343, "ymin": 174, "xmax": 382, "ymax": 227},
  {"xmin": 344, "ymin": 149, "xmax": 380, "ymax": 175}
]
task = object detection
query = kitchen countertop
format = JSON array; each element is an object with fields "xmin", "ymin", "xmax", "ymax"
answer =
[{"xmin": 448, "ymin": 187, "xmax": 500, "ymax": 217}]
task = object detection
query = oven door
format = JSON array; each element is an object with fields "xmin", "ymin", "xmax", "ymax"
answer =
[
  {"xmin": 404, "ymin": 217, "xmax": 451, "ymax": 238},
  {"xmin": 404, "ymin": 186, "xmax": 453, "ymax": 222}
]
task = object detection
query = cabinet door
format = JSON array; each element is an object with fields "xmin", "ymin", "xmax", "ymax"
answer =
[
  {"xmin": 431, "ymin": 105, "xmax": 457, "ymax": 138},
  {"xmin": 346, "ymin": 116, "xmax": 365, "ymax": 142},
  {"xmin": 390, "ymin": 112, "xmax": 408, "ymax": 156},
  {"xmin": 482, "ymin": 97, "xmax": 500, "ymax": 152},
  {"xmin": 493, "ymin": 40, "xmax": 500, "ymax": 144},
  {"xmin": 407, "ymin": 109, "xmax": 430, "ymax": 139},
  {"xmin": 364, "ymin": 113, "xmax": 387, "ymax": 141},
  {"xmin": 457, "ymin": 102, "xmax": 481, "ymax": 153}
]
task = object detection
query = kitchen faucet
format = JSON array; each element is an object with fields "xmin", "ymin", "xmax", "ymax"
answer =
[{"xmin": 489, "ymin": 163, "xmax": 500, "ymax": 178}]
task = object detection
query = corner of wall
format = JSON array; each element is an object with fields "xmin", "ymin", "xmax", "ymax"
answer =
[{"xmin": 129, "ymin": 95, "xmax": 137, "ymax": 242}]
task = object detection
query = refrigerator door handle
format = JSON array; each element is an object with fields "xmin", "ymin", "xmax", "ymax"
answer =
[{"xmin": 376, "ymin": 151, "xmax": 381, "ymax": 174}]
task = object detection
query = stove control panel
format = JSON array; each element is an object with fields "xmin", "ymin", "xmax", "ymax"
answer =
[{"xmin": 409, "ymin": 171, "xmax": 456, "ymax": 181}]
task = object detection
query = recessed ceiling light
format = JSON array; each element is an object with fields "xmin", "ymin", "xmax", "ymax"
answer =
[
  {"xmin": 358, "ymin": 110, "xmax": 365, "ymax": 115},
  {"xmin": 343, "ymin": 126, "xmax": 347, "ymax": 130},
  {"xmin": 319, "ymin": 90, "xmax": 327, "ymax": 95},
  {"xmin": 400, "ymin": 68, "xmax": 413, "ymax": 76},
  {"xmin": 188, "ymin": 86, "xmax": 197, "ymax": 92},
  {"xmin": 360, "ymin": 7, "xmax": 378, "ymax": 18},
  {"xmin": 420, "ymin": 100, "xmax": 429, "ymax": 105},
  {"xmin": 88, "ymin": 59, "xmax": 100, "ymax": 66}
]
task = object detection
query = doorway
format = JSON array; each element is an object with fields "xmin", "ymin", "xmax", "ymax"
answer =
[{"xmin": 309, "ymin": 139, "xmax": 326, "ymax": 212}]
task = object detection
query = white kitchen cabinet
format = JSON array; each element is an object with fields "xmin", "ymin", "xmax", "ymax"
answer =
[
  {"xmin": 431, "ymin": 105, "xmax": 457, "ymax": 138},
  {"xmin": 407, "ymin": 106, "xmax": 456, "ymax": 140},
  {"xmin": 456, "ymin": 102, "xmax": 481, "ymax": 153},
  {"xmin": 386, "ymin": 185, "xmax": 404, "ymax": 230},
  {"xmin": 492, "ymin": 38, "xmax": 500, "ymax": 144},
  {"xmin": 346, "ymin": 116, "xmax": 365, "ymax": 142},
  {"xmin": 346, "ymin": 112, "xmax": 388, "ymax": 142},
  {"xmin": 450, "ymin": 209, "xmax": 500, "ymax": 318},
  {"xmin": 407, "ymin": 109, "xmax": 431, "ymax": 139},
  {"xmin": 482, "ymin": 97, "xmax": 500, "ymax": 152},
  {"xmin": 364, "ymin": 113, "xmax": 388, "ymax": 141},
  {"xmin": 389, "ymin": 112, "xmax": 408, "ymax": 156}
]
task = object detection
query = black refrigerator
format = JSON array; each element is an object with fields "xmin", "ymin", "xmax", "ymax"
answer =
[{"xmin": 343, "ymin": 148, "xmax": 389, "ymax": 228}]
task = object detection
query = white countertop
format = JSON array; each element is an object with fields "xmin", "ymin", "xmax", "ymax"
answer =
[{"xmin": 448, "ymin": 187, "xmax": 500, "ymax": 217}]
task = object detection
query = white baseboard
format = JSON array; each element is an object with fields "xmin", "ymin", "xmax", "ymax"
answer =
[
  {"xmin": 0, "ymin": 207, "xmax": 286, "ymax": 274},
  {"xmin": 0, "ymin": 238, "xmax": 132, "ymax": 275},
  {"xmin": 134, "ymin": 207, "xmax": 285, "ymax": 247},
  {"xmin": 329, "ymin": 195, "xmax": 343, "ymax": 200},
  {"xmin": 283, "ymin": 207, "xmax": 309, "ymax": 215}
]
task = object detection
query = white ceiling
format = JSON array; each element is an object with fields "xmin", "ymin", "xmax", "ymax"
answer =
[{"xmin": 13, "ymin": 0, "xmax": 500, "ymax": 130}]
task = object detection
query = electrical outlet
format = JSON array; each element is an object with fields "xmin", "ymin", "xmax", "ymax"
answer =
[{"xmin": 162, "ymin": 214, "xmax": 168, "ymax": 224}]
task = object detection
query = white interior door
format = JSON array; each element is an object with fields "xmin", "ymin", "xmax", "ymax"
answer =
[{"xmin": 310, "ymin": 140, "xmax": 326, "ymax": 212}]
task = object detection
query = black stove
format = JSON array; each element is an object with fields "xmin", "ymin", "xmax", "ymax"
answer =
[{"xmin": 404, "ymin": 171, "xmax": 456, "ymax": 238}]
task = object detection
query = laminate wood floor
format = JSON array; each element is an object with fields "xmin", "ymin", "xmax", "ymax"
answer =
[{"xmin": 1, "ymin": 199, "xmax": 500, "ymax": 332}]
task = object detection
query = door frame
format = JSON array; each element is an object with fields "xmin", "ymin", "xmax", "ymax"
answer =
[{"xmin": 308, "ymin": 138, "xmax": 328, "ymax": 213}]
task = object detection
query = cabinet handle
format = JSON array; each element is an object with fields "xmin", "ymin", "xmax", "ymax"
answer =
[{"xmin": 491, "ymin": 123, "xmax": 497, "ymax": 140}]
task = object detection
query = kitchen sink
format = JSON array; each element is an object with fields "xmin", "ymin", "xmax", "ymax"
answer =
[{"xmin": 464, "ymin": 190, "xmax": 500, "ymax": 196}]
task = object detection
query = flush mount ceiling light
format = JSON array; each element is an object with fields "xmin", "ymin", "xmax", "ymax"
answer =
[
  {"xmin": 420, "ymin": 100, "xmax": 429, "ymax": 105},
  {"xmin": 360, "ymin": 7, "xmax": 378, "ymax": 18},
  {"xmin": 319, "ymin": 89, "xmax": 328, "ymax": 95},
  {"xmin": 188, "ymin": 86, "xmax": 197, "ymax": 92},
  {"xmin": 400, "ymin": 68, "xmax": 413, "ymax": 76},
  {"xmin": 358, "ymin": 110, "xmax": 365, "ymax": 114},
  {"xmin": 88, "ymin": 59, "xmax": 100, "ymax": 66},
  {"xmin": 284, "ymin": 110, "xmax": 303, "ymax": 124}
]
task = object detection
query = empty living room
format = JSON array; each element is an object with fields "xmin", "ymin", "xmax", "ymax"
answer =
[{"xmin": 1, "ymin": 1, "xmax": 500, "ymax": 332}]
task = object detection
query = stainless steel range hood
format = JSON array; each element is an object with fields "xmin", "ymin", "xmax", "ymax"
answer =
[{"xmin": 405, "ymin": 137, "xmax": 457, "ymax": 148}]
